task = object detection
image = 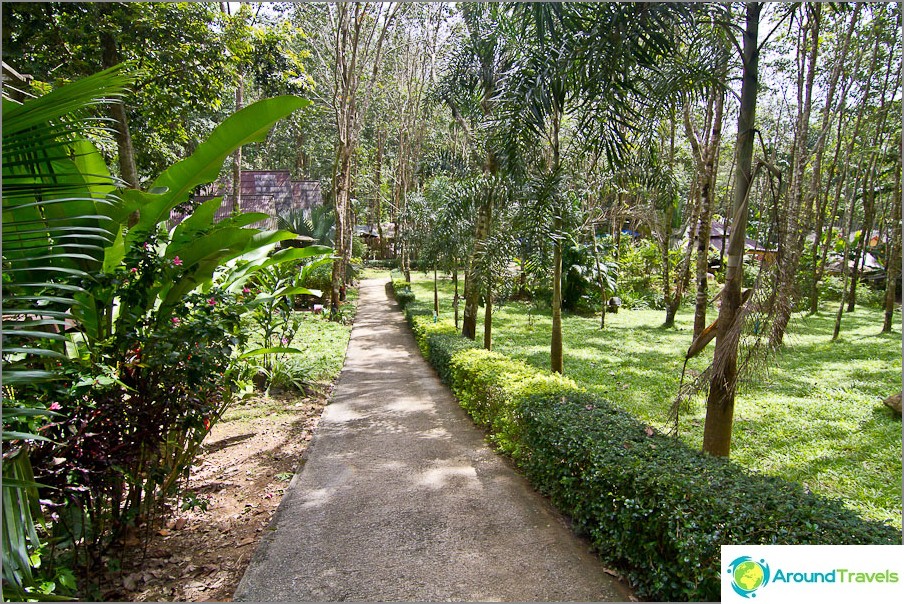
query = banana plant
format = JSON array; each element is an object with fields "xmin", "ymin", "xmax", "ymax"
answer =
[
  {"xmin": 2, "ymin": 64, "xmax": 314, "ymax": 598},
  {"xmin": 70, "ymin": 95, "xmax": 313, "ymax": 350}
]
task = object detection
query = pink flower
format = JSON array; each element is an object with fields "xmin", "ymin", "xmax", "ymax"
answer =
[
  {"xmin": 143, "ymin": 242, "xmax": 150, "ymax": 250},
  {"xmin": 171, "ymin": 317, "xmax": 181, "ymax": 325},
  {"xmin": 281, "ymin": 337, "xmax": 289, "ymax": 346},
  {"xmin": 208, "ymin": 297, "xmax": 217, "ymax": 306},
  {"xmin": 49, "ymin": 402, "xmax": 62, "ymax": 411},
  {"xmin": 242, "ymin": 287, "xmax": 251, "ymax": 294},
  {"xmin": 172, "ymin": 256, "xmax": 183, "ymax": 266},
  {"xmin": 130, "ymin": 267, "xmax": 138, "ymax": 274}
]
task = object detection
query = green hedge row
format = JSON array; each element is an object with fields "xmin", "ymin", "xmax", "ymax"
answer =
[
  {"xmin": 390, "ymin": 279, "xmax": 416, "ymax": 310},
  {"xmin": 390, "ymin": 279, "xmax": 901, "ymax": 601}
]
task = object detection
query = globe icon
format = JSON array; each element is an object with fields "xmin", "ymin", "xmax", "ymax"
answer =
[{"xmin": 733, "ymin": 560, "xmax": 765, "ymax": 592}]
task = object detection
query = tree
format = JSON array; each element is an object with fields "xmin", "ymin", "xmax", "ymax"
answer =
[
  {"xmin": 2, "ymin": 2, "xmax": 231, "ymax": 182},
  {"xmin": 498, "ymin": 3, "xmax": 690, "ymax": 373},
  {"xmin": 293, "ymin": 3, "xmax": 401, "ymax": 317},
  {"xmin": 437, "ymin": 2, "xmax": 512, "ymax": 342},
  {"xmin": 702, "ymin": 2, "xmax": 762, "ymax": 457}
]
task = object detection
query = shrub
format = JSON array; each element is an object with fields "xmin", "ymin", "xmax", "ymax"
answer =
[
  {"xmin": 395, "ymin": 288, "xmax": 901, "ymax": 601},
  {"xmin": 368, "ymin": 258, "xmax": 399, "ymax": 270},
  {"xmin": 448, "ymin": 348, "xmax": 580, "ymax": 455},
  {"xmin": 516, "ymin": 391, "xmax": 901, "ymax": 601},
  {"xmin": 423, "ymin": 332, "xmax": 478, "ymax": 385},
  {"xmin": 301, "ymin": 259, "xmax": 334, "ymax": 297},
  {"xmin": 391, "ymin": 279, "xmax": 416, "ymax": 309}
]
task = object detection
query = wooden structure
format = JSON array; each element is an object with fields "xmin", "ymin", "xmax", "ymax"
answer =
[{"xmin": 171, "ymin": 170, "xmax": 323, "ymax": 229}]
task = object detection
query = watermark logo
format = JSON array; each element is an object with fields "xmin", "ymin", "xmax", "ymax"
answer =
[{"xmin": 727, "ymin": 556, "xmax": 771, "ymax": 598}]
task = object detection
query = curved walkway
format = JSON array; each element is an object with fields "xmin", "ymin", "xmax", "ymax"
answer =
[{"xmin": 234, "ymin": 277, "xmax": 633, "ymax": 602}]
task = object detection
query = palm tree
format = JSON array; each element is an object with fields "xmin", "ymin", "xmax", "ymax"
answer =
[
  {"xmin": 277, "ymin": 204, "xmax": 336, "ymax": 246},
  {"xmin": 2, "ymin": 65, "xmax": 132, "ymax": 601},
  {"xmin": 497, "ymin": 3, "xmax": 691, "ymax": 373}
]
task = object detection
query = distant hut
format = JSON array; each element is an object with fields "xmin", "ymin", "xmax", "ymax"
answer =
[{"xmin": 170, "ymin": 170, "xmax": 323, "ymax": 231}]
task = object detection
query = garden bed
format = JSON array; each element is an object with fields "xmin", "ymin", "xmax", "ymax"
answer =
[{"xmin": 95, "ymin": 388, "xmax": 330, "ymax": 601}]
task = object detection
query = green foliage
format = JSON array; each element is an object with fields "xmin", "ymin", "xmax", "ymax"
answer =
[
  {"xmin": 391, "ymin": 279, "xmax": 416, "ymax": 309},
  {"xmin": 447, "ymin": 349, "xmax": 579, "ymax": 455},
  {"xmin": 277, "ymin": 204, "xmax": 335, "ymax": 246},
  {"xmin": 3, "ymin": 2, "xmax": 233, "ymax": 176},
  {"xmin": 32, "ymin": 287, "xmax": 246, "ymax": 550},
  {"xmin": 397, "ymin": 274, "xmax": 901, "ymax": 601},
  {"xmin": 617, "ymin": 238, "xmax": 665, "ymax": 308},
  {"xmin": 2, "ymin": 67, "xmax": 314, "ymax": 598},
  {"xmin": 517, "ymin": 391, "xmax": 900, "ymax": 601},
  {"xmin": 1, "ymin": 65, "xmax": 135, "ymax": 601}
]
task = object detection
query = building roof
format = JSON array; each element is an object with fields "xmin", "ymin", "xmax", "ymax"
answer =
[
  {"xmin": 707, "ymin": 220, "xmax": 775, "ymax": 253},
  {"xmin": 170, "ymin": 170, "xmax": 323, "ymax": 230}
]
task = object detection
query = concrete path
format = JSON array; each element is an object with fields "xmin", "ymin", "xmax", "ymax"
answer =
[{"xmin": 234, "ymin": 278, "xmax": 633, "ymax": 602}]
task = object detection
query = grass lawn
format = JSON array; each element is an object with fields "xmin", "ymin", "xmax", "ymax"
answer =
[{"xmin": 402, "ymin": 270, "xmax": 903, "ymax": 530}]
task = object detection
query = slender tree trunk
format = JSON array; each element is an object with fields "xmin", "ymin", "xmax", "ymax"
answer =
[
  {"xmin": 374, "ymin": 129, "xmax": 385, "ymax": 257},
  {"xmin": 834, "ymin": 179, "xmax": 859, "ymax": 340},
  {"xmin": 883, "ymin": 166, "xmax": 901, "ymax": 332},
  {"xmin": 551, "ymin": 215, "xmax": 564, "ymax": 373},
  {"xmin": 233, "ymin": 76, "xmax": 244, "ymax": 212},
  {"xmin": 687, "ymin": 85, "xmax": 726, "ymax": 339},
  {"xmin": 331, "ymin": 145, "xmax": 352, "ymax": 315},
  {"xmin": 100, "ymin": 30, "xmax": 139, "ymax": 191},
  {"xmin": 847, "ymin": 175, "xmax": 876, "ymax": 313},
  {"xmin": 807, "ymin": 5, "xmax": 861, "ymax": 314},
  {"xmin": 433, "ymin": 267, "xmax": 439, "ymax": 316},
  {"xmin": 462, "ymin": 199, "xmax": 489, "ymax": 340},
  {"xmin": 702, "ymin": 2, "xmax": 760, "ymax": 458},
  {"xmin": 453, "ymin": 267, "xmax": 460, "ymax": 329},
  {"xmin": 847, "ymin": 46, "xmax": 897, "ymax": 313},
  {"xmin": 769, "ymin": 4, "xmax": 820, "ymax": 346},
  {"xmin": 660, "ymin": 200, "xmax": 674, "ymax": 326},
  {"xmin": 550, "ymin": 111, "xmax": 564, "ymax": 374},
  {"xmin": 483, "ymin": 284, "xmax": 492, "ymax": 350},
  {"xmin": 661, "ymin": 109, "xmax": 677, "ymax": 327},
  {"xmin": 665, "ymin": 179, "xmax": 702, "ymax": 327}
]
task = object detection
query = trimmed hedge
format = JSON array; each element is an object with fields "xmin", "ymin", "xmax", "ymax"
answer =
[
  {"xmin": 391, "ymin": 278, "xmax": 902, "ymax": 601},
  {"xmin": 517, "ymin": 392, "xmax": 901, "ymax": 600},
  {"xmin": 391, "ymin": 279, "xmax": 416, "ymax": 309}
]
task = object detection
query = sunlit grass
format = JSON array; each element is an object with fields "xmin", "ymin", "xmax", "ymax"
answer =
[{"xmin": 403, "ymin": 271, "xmax": 903, "ymax": 529}]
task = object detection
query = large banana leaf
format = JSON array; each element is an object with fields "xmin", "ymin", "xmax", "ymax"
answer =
[{"xmin": 123, "ymin": 96, "xmax": 311, "ymax": 246}]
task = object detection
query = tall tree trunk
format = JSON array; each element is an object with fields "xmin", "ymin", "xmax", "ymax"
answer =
[
  {"xmin": 769, "ymin": 3, "xmax": 820, "ymax": 346},
  {"xmin": 551, "ymin": 215, "xmax": 564, "ymax": 373},
  {"xmin": 846, "ymin": 44, "xmax": 897, "ymax": 313},
  {"xmin": 834, "ymin": 178, "xmax": 859, "ymax": 340},
  {"xmin": 433, "ymin": 267, "xmax": 439, "ymax": 317},
  {"xmin": 374, "ymin": 129, "xmax": 385, "ymax": 257},
  {"xmin": 847, "ymin": 173, "xmax": 876, "ymax": 313},
  {"xmin": 702, "ymin": 2, "xmax": 760, "ymax": 458},
  {"xmin": 100, "ymin": 30, "xmax": 139, "ymax": 191},
  {"xmin": 331, "ymin": 144, "xmax": 352, "ymax": 315},
  {"xmin": 462, "ymin": 200, "xmax": 489, "ymax": 340},
  {"xmin": 665, "ymin": 178, "xmax": 702, "ymax": 327},
  {"xmin": 483, "ymin": 284, "xmax": 493, "ymax": 350},
  {"xmin": 807, "ymin": 4, "xmax": 861, "ymax": 314},
  {"xmin": 883, "ymin": 165, "xmax": 901, "ymax": 332},
  {"xmin": 453, "ymin": 267, "xmax": 460, "ymax": 329},
  {"xmin": 233, "ymin": 76, "xmax": 244, "ymax": 212},
  {"xmin": 550, "ymin": 111, "xmax": 564, "ymax": 374},
  {"xmin": 686, "ymin": 84, "xmax": 726, "ymax": 339}
]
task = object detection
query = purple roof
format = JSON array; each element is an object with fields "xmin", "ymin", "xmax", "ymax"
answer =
[{"xmin": 169, "ymin": 171, "xmax": 324, "ymax": 230}]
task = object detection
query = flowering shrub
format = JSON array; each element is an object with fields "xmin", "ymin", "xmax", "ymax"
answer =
[{"xmin": 28, "ymin": 238, "xmax": 247, "ymax": 564}]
